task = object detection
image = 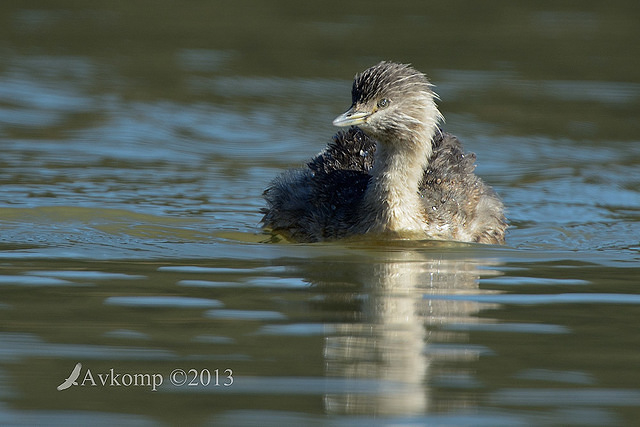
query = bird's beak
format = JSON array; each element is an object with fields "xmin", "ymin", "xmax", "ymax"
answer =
[{"xmin": 332, "ymin": 107, "xmax": 371, "ymax": 127}]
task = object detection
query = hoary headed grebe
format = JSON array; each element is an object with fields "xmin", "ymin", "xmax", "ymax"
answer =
[{"xmin": 262, "ymin": 61, "xmax": 506, "ymax": 244}]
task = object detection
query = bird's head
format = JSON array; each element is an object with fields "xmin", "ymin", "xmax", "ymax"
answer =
[{"xmin": 333, "ymin": 61, "xmax": 443, "ymax": 145}]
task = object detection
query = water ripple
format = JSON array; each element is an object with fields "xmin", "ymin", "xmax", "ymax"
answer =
[
  {"xmin": 428, "ymin": 293, "xmax": 640, "ymax": 305},
  {"xmin": 104, "ymin": 296, "xmax": 223, "ymax": 309}
]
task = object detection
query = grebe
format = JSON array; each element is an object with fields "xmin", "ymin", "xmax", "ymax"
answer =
[{"xmin": 262, "ymin": 61, "xmax": 506, "ymax": 244}]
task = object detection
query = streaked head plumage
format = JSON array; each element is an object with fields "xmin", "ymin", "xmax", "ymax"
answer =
[
  {"xmin": 334, "ymin": 61, "xmax": 443, "ymax": 144},
  {"xmin": 351, "ymin": 61, "xmax": 434, "ymax": 106}
]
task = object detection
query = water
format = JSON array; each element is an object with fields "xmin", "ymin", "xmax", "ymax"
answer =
[{"xmin": 1, "ymin": 1, "xmax": 640, "ymax": 425}]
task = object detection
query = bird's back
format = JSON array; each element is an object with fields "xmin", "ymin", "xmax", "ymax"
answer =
[{"xmin": 420, "ymin": 132, "xmax": 506, "ymax": 244}]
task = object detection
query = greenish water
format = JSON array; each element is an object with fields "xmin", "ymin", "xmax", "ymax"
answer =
[{"xmin": 1, "ymin": 1, "xmax": 639, "ymax": 425}]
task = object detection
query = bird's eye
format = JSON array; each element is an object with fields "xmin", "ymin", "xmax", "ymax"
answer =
[{"xmin": 377, "ymin": 98, "xmax": 390, "ymax": 109}]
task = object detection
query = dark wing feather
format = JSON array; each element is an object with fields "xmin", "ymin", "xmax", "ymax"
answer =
[
  {"xmin": 308, "ymin": 126, "xmax": 376, "ymax": 174},
  {"xmin": 262, "ymin": 127, "xmax": 374, "ymax": 241}
]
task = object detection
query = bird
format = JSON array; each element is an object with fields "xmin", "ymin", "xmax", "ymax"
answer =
[{"xmin": 262, "ymin": 61, "xmax": 506, "ymax": 244}]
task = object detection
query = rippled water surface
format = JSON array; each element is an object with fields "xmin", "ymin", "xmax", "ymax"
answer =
[{"xmin": 1, "ymin": 1, "xmax": 639, "ymax": 426}]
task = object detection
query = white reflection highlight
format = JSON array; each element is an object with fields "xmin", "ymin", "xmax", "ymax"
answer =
[{"xmin": 321, "ymin": 252, "xmax": 499, "ymax": 415}]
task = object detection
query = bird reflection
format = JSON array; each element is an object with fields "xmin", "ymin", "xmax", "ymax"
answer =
[{"xmin": 307, "ymin": 248, "xmax": 499, "ymax": 416}]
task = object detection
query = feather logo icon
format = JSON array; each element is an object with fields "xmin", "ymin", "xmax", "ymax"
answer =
[{"xmin": 57, "ymin": 363, "xmax": 82, "ymax": 391}]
